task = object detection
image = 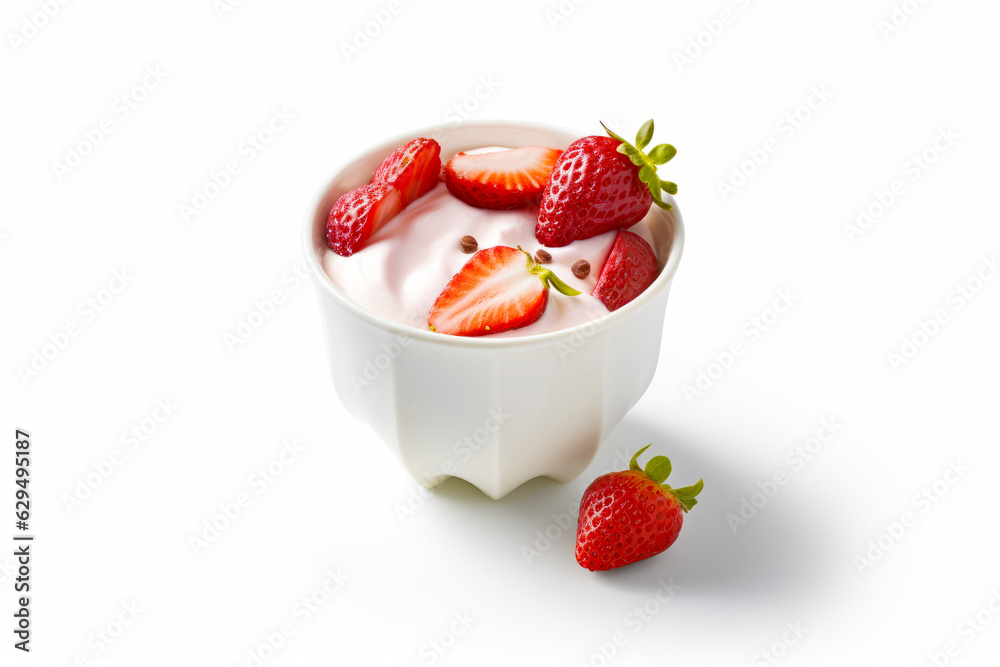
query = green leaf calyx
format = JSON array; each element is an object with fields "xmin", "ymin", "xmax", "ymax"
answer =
[
  {"xmin": 600, "ymin": 119, "xmax": 678, "ymax": 211},
  {"xmin": 518, "ymin": 246, "xmax": 580, "ymax": 297},
  {"xmin": 627, "ymin": 444, "xmax": 703, "ymax": 513}
]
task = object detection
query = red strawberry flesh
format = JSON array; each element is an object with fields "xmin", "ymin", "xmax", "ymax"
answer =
[
  {"xmin": 592, "ymin": 229, "xmax": 659, "ymax": 311},
  {"xmin": 428, "ymin": 246, "xmax": 579, "ymax": 337},
  {"xmin": 536, "ymin": 136, "xmax": 652, "ymax": 247},
  {"xmin": 428, "ymin": 246, "xmax": 547, "ymax": 336},
  {"xmin": 372, "ymin": 138, "xmax": 441, "ymax": 206},
  {"xmin": 326, "ymin": 183, "xmax": 403, "ymax": 257},
  {"xmin": 575, "ymin": 470, "xmax": 684, "ymax": 571},
  {"xmin": 575, "ymin": 445, "xmax": 702, "ymax": 571},
  {"xmin": 443, "ymin": 146, "xmax": 562, "ymax": 210}
]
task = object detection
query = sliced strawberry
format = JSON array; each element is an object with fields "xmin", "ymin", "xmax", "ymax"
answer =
[
  {"xmin": 428, "ymin": 246, "xmax": 580, "ymax": 336},
  {"xmin": 326, "ymin": 183, "xmax": 403, "ymax": 257},
  {"xmin": 592, "ymin": 229, "xmax": 659, "ymax": 311},
  {"xmin": 443, "ymin": 146, "xmax": 562, "ymax": 210},
  {"xmin": 326, "ymin": 138, "xmax": 439, "ymax": 256},
  {"xmin": 372, "ymin": 138, "xmax": 441, "ymax": 206}
]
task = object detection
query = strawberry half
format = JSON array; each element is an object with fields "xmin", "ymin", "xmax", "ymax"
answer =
[
  {"xmin": 326, "ymin": 138, "xmax": 440, "ymax": 256},
  {"xmin": 576, "ymin": 445, "xmax": 703, "ymax": 571},
  {"xmin": 593, "ymin": 229, "xmax": 659, "ymax": 311},
  {"xmin": 442, "ymin": 146, "xmax": 562, "ymax": 210},
  {"xmin": 536, "ymin": 119, "xmax": 678, "ymax": 247},
  {"xmin": 428, "ymin": 246, "xmax": 580, "ymax": 336},
  {"xmin": 371, "ymin": 138, "xmax": 441, "ymax": 206},
  {"xmin": 326, "ymin": 183, "xmax": 403, "ymax": 257}
]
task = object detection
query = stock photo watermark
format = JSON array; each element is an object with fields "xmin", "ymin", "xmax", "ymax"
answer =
[
  {"xmin": 877, "ymin": 0, "xmax": 932, "ymax": 40},
  {"xmin": 917, "ymin": 589, "xmax": 1000, "ymax": 667},
  {"xmin": 348, "ymin": 333, "xmax": 413, "ymax": 392},
  {"xmin": 188, "ymin": 439, "xmax": 305, "ymax": 556},
  {"xmin": 0, "ymin": 555, "xmax": 17, "ymax": 587},
  {"xmin": 51, "ymin": 65, "xmax": 169, "ymax": 182},
  {"xmin": 179, "ymin": 106, "xmax": 294, "ymax": 223},
  {"xmin": 751, "ymin": 620, "xmax": 809, "ymax": 667},
  {"xmin": 224, "ymin": 256, "xmax": 313, "ymax": 352},
  {"xmin": 443, "ymin": 75, "xmax": 501, "ymax": 126},
  {"xmin": 213, "ymin": 0, "xmax": 249, "ymax": 20},
  {"xmin": 555, "ymin": 308, "xmax": 613, "ymax": 362},
  {"xmin": 843, "ymin": 126, "xmax": 958, "ymax": 243},
  {"xmin": 55, "ymin": 600, "xmax": 143, "ymax": 667},
  {"xmin": 394, "ymin": 407, "xmax": 511, "ymax": 523},
  {"xmin": 339, "ymin": 0, "xmax": 413, "ymax": 62},
  {"xmin": 521, "ymin": 502, "xmax": 578, "ymax": 566},
  {"xmin": 579, "ymin": 578, "xmax": 681, "ymax": 667},
  {"xmin": 61, "ymin": 397, "xmax": 179, "ymax": 512},
  {"xmin": 543, "ymin": 0, "xmax": 592, "ymax": 30},
  {"xmin": 233, "ymin": 567, "xmax": 349, "ymax": 667},
  {"xmin": 7, "ymin": 0, "xmax": 73, "ymax": 53},
  {"xmin": 16, "ymin": 268, "xmax": 135, "ymax": 385},
  {"xmin": 725, "ymin": 417, "xmax": 843, "ymax": 535},
  {"xmin": 672, "ymin": 0, "xmax": 757, "ymax": 73},
  {"xmin": 521, "ymin": 447, "xmax": 633, "ymax": 565},
  {"xmin": 853, "ymin": 459, "xmax": 969, "ymax": 575},
  {"xmin": 886, "ymin": 254, "xmax": 997, "ymax": 371},
  {"xmin": 407, "ymin": 611, "xmax": 477, "ymax": 667},
  {"xmin": 717, "ymin": 85, "xmax": 833, "ymax": 202},
  {"xmin": 681, "ymin": 289, "xmax": 797, "ymax": 403},
  {"xmin": 425, "ymin": 75, "xmax": 503, "ymax": 147}
]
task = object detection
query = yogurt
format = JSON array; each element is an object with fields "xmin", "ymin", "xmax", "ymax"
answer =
[{"xmin": 322, "ymin": 176, "xmax": 655, "ymax": 338}]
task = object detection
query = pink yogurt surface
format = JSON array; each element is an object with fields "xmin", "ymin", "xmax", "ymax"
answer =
[{"xmin": 322, "ymin": 155, "xmax": 655, "ymax": 338}]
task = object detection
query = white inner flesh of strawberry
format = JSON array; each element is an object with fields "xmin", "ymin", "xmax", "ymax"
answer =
[
  {"xmin": 458, "ymin": 146, "xmax": 553, "ymax": 189},
  {"xmin": 437, "ymin": 261, "xmax": 542, "ymax": 332}
]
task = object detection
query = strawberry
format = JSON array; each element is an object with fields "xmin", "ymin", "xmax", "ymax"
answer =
[
  {"xmin": 371, "ymin": 138, "xmax": 442, "ymax": 206},
  {"xmin": 442, "ymin": 146, "xmax": 562, "ymax": 210},
  {"xmin": 327, "ymin": 138, "xmax": 440, "ymax": 256},
  {"xmin": 576, "ymin": 445, "xmax": 703, "ymax": 571},
  {"xmin": 326, "ymin": 183, "xmax": 403, "ymax": 257},
  {"xmin": 428, "ymin": 246, "xmax": 580, "ymax": 336},
  {"xmin": 592, "ymin": 229, "xmax": 659, "ymax": 311},
  {"xmin": 536, "ymin": 119, "xmax": 678, "ymax": 247}
]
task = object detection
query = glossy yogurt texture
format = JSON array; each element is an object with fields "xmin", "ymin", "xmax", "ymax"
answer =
[{"xmin": 322, "ymin": 150, "xmax": 655, "ymax": 338}]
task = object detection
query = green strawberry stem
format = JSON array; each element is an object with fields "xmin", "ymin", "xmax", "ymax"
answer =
[
  {"xmin": 518, "ymin": 247, "xmax": 580, "ymax": 296},
  {"xmin": 629, "ymin": 444, "xmax": 703, "ymax": 513},
  {"xmin": 600, "ymin": 119, "xmax": 678, "ymax": 211}
]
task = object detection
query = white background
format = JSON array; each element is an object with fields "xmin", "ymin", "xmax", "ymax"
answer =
[{"xmin": 3, "ymin": 0, "xmax": 999, "ymax": 665}]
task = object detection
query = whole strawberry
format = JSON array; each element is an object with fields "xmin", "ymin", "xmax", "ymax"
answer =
[
  {"xmin": 576, "ymin": 445, "xmax": 702, "ymax": 571},
  {"xmin": 536, "ymin": 119, "xmax": 678, "ymax": 247}
]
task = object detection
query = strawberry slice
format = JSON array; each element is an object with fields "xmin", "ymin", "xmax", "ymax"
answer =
[
  {"xmin": 428, "ymin": 246, "xmax": 580, "ymax": 336},
  {"xmin": 443, "ymin": 146, "xmax": 562, "ymax": 210},
  {"xmin": 372, "ymin": 138, "xmax": 441, "ymax": 206},
  {"xmin": 592, "ymin": 229, "xmax": 659, "ymax": 311},
  {"xmin": 326, "ymin": 183, "xmax": 403, "ymax": 257},
  {"xmin": 326, "ymin": 138, "xmax": 440, "ymax": 256}
]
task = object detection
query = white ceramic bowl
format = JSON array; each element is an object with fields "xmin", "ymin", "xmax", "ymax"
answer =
[{"xmin": 303, "ymin": 121, "xmax": 685, "ymax": 499}]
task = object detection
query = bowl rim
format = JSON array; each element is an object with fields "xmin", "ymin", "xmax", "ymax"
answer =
[{"xmin": 301, "ymin": 119, "xmax": 686, "ymax": 349}]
